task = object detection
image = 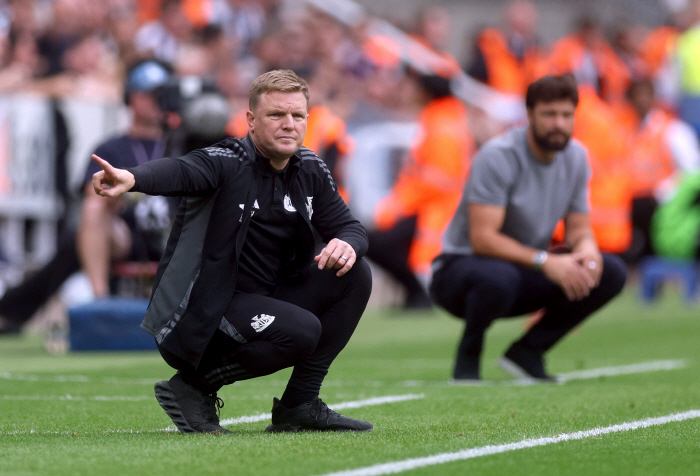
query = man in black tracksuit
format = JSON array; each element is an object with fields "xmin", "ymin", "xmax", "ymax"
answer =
[{"xmin": 90, "ymin": 70, "xmax": 373, "ymax": 434}]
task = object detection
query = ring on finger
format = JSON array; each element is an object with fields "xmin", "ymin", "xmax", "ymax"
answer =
[{"xmin": 340, "ymin": 255, "xmax": 348, "ymax": 261}]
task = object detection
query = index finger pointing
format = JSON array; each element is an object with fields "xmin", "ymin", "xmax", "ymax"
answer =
[{"xmin": 91, "ymin": 154, "xmax": 113, "ymax": 172}]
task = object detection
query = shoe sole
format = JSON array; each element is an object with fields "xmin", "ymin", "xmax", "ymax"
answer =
[
  {"xmin": 264, "ymin": 423, "xmax": 372, "ymax": 433},
  {"xmin": 497, "ymin": 357, "xmax": 559, "ymax": 383},
  {"xmin": 154, "ymin": 381, "xmax": 199, "ymax": 434},
  {"xmin": 154, "ymin": 381, "xmax": 234, "ymax": 435}
]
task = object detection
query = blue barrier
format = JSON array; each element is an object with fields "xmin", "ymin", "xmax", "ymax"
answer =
[{"xmin": 69, "ymin": 298, "xmax": 156, "ymax": 351}]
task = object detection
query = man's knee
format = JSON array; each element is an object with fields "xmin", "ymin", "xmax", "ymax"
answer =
[
  {"xmin": 601, "ymin": 254, "xmax": 627, "ymax": 297},
  {"xmin": 283, "ymin": 310, "xmax": 322, "ymax": 359},
  {"xmin": 432, "ymin": 257, "xmax": 521, "ymax": 317},
  {"xmin": 341, "ymin": 257, "xmax": 373, "ymax": 301}
]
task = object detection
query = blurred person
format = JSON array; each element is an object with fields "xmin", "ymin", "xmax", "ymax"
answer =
[
  {"xmin": 0, "ymin": 30, "xmax": 43, "ymax": 92},
  {"xmin": 637, "ymin": 0, "xmax": 689, "ymax": 111},
  {"xmin": 105, "ymin": 0, "xmax": 142, "ymax": 69},
  {"xmin": 676, "ymin": 0, "xmax": 700, "ymax": 138},
  {"xmin": 27, "ymin": 32, "xmax": 121, "ymax": 101},
  {"xmin": 619, "ymin": 78, "xmax": 700, "ymax": 261},
  {"xmin": 467, "ymin": 0, "xmax": 547, "ymax": 96},
  {"xmin": 90, "ymin": 69, "xmax": 373, "ymax": 434},
  {"xmin": 368, "ymin": 69, "xmax": 474, "ymax": 309},
  {"xmin": 651, "ymin": 170, "xmax": 700, "ymax": 260},
  {"xmin": 173, "ymin": 24, "xmax": 230, "ymax": 77},
  {"xmin": 412, "ymin": 5, "xmax": 451, "ymax": 55},
  {"xmin": 134, "ymin": 0, "xmax": 193, "ymax": 64},
  {"xmin": 572, "ymin": 84, "xmax": 632, "ymax": 257},
  {"xmin": 135, "ymin": 0, "xmax": 213, "ymax": 28},
  {"xmin": 430, "ymin": 75, "xmax": 627, "ymax": 381},
  {"xmin": 0, "ymin": 60, "xmax": 174, "ymax": 334},
  {"xmin": 210, "ymin": 0, "xmax": 267, "ymax": 59},
  {"xmin": 304, "ymin": 9, "xmax": 365, "ymax": 119},
  {"xmin": 36, "ymin": 0, "xmax": 92, "ymax": 77},
  {"xmin": 611, "ymin": 22, "xmax": 650, "ymax": 80},
  {"xmin": 548, "ymin": 16, "xmax": 630, "ymax": 104}
]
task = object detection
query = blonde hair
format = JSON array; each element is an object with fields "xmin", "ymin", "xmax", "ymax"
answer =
[{"xmin": 248, "ymin": 69, "xmax": 310, "ymax": 110}]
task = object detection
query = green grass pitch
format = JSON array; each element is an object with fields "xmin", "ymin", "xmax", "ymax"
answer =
[{"xmin": 1, "ymin": 287, "xmax": 699, "ymax": 475}]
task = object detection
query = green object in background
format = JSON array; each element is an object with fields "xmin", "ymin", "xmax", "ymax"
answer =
[{"xmin": 652, "ymin": 172, "xmax": 700, "ymax": 259}]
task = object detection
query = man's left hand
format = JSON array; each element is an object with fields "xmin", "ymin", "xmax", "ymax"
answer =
[
  {"xmin": 315, "ymin": 239, "xmax": 356, "ymax": 277},
  {"xmin": 574, "ymin": 248, "xmax": 603, "ymax": 287}
]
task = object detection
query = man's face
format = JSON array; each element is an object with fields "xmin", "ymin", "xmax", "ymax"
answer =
[
  {"xmin": 527, "ymin": 99, "xmax": 576, "ymax": 152},
  {"xmin": 247, "ymin": 90, "xmax": 308, "ymax": 162},
  {"xmin": 130, "ymin": 91, "xmax": 163, "ymax": 126}
]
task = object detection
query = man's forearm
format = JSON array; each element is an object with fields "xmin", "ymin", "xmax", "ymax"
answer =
[{"xmin": 471, "ymin": 231, "xmax": 543, "ymax": 269}]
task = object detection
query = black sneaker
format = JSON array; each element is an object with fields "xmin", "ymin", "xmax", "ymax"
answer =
[
  {"xmin": 265, "ymin": 397, "xmax": 373, "ymax": 432},
  {"xmin": 498, "ymin": 343, "xmax": 559, "ymax": 382},
  {"xmin": 0, "ymin": 316, "xmax": 22, "ymax": 335},
  {"xmin": 452, "ymin": 354, "xmax": 480, "ymax": 381},
  {"xmin": 154, "ymin": 374, "xmax": 233, "ymax": 434}
]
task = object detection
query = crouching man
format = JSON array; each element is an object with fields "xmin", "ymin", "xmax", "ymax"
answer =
[
  {"xmin": 91, "ymin": 70, "xmax": 373, "ymax": 433},
  {"xmin": 430, "ymin": 75, "xmax": 627, "ymax": 382}
]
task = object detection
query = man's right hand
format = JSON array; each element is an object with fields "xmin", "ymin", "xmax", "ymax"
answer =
[
  {"xmin": 91, "ymin": 154, "xmax": 136, "ymax": 198},
  {"xmin": 541, "ymin": 252, "xmax": 596, "ymax": 301}
]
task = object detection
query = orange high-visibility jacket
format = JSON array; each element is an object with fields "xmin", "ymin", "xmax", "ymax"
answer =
[
  {"xmin": 374, "ymin": 96, "xmax": 474, "ymax": 274},
  {"xmin": 136, "ymin": 0, "xmax": 211, "ymax": 27},
  {"xmin": 573, "ymin": 86, "xmax": 633, "ymax": 253},
  {"xmin": 303, "ymin": 105, "xmax": 353, "ymax": 203},
  {"xmin": 641, "ymin": 26, "xmax": 680, "ymax": 75},
  {"xmin": 549, "ymin": 34, "xmax": 631, "ymax": 104},
  {"xmin": 626, "ymin": 109, "xmax": 677, "ymax": 198},
  {"xmin": 475, "ymin": 28, "xmax": 548, "ymax": 96}
]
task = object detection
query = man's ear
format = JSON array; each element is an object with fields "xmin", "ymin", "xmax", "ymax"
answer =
[{"xmin": 246, "ymin": 109, "xmax": 255, "ymax": 132}]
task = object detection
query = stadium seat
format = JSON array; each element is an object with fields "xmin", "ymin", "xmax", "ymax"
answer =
[
  {"xmin": 69, "ymin": 297, "xmax": 155, "ymax": 351},
  {"xmin": 639, "ymin": 256, "xmax": 699, "ymax": 303}
]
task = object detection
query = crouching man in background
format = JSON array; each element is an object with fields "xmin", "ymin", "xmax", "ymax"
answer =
[{"xmin": 430, "ymin": 75, "xmax": 627, "ymax": 382}]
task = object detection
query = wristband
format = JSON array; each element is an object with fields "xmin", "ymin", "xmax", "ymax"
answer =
[{"xmin": 532, "ymin": 250, "xmax": 548, "ymax": 270}]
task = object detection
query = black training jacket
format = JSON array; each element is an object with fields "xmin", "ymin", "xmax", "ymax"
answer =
[{"xmin": 127, "ymin": 135, "xmax": 368, "ymax": 368}]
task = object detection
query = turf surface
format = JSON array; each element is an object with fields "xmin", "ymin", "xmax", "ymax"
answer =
[{"xmin": 1, "ymin": 287, "xmax": 698, "ymax": 475}]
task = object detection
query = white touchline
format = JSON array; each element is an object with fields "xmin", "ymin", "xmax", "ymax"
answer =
[
  {"xmin": 317, "ymin": 409, "xmax": 700, "ymax": 476},
  {"xmin": 0, "ymin": 360, "xmax": 686, "ymax": 387},
  {"xmin": 556, "ymin": 360, "xmax": 687, "ymax": 382},
  {"xmin": 2, "ymin": 395, "xmax": 152, "ymax": 401},
  {"xmin": 165, "ymin": 394, "xmax": 425, "ymax": 430},
  {"xmin": 444, "ymin": 359, "xmax": 688, "ymax": 387}
]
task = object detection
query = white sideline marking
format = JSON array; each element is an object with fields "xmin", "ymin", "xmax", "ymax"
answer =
[
  {"xmin": 0, "ymin": 360, "xmax": 686, "ymax": 387},
  {"xmin": 557, "ymin": 360, "xmax": 687, "ymax": 382},
  {"xmin": 317, "ymin": 409, "xmax": 700, "ymax": 476},
  {"xmin": 2, "ymin": 395, "xmax": 152, "ymax": 402},
  {"xmin": 446, "ymin": 359, "xmax": 688, "ymax": 387},
  {"xmin": 215, "ymin": 394, "xmax": 425, "ymax": 426}
]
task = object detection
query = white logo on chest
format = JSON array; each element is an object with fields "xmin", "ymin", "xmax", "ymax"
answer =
[
  {"xmin": 238, "ymin": 199, "xmax": 260, "ymax": 222},
  {"xmin": 251, "ymin": 313, "xmax": 275, "ymax": 332},
  {"xmin": 283, "ymin": 194, "xmax": 297, "ymax": 212}
]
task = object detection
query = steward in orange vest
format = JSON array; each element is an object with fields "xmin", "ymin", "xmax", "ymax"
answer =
[
  {"xmin": 620, "ymin": 79, "xmax": 700, "ymax": 260},
  {"xmin": 467, "ymin": 0, "xmax": 547, "ymax": 96},
  {"xmin": 548, "ymin": 18, "xmax": 631, "ymax": 105},
  {"xmin": 368, "ymin": 70, "xmax": 475, "ymax": 308},
  {"xmin": 572, "ymin": 85, "xmax": 632, "ymax": 254}
]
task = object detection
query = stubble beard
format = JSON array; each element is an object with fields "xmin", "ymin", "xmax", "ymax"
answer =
[{"xmin": 532, "ymin": 126, "xmax": 571, "ymax": 152}]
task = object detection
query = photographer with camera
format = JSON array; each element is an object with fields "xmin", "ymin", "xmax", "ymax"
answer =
[{"xmin": 0, "ymin": 60, "xmax": 228, "ymax": 336}]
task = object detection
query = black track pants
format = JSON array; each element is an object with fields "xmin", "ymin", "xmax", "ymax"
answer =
[
  {"xmin": 159, "ymin": 258, "xmax": 372, "ymax": 407},
  {"xmin": 429, "ymin": 254, "xmax": 627, "ymax": 359}
]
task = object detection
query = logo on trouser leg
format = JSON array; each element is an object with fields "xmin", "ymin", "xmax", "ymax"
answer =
[{"xmin": 251, "ymin": 314, "xmax": 275, "ymax": 332}]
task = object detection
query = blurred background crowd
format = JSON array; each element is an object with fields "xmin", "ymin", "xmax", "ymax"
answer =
[{"xmin": 1, "ymin": 0, "xmax": 700, "ymax": 337}]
